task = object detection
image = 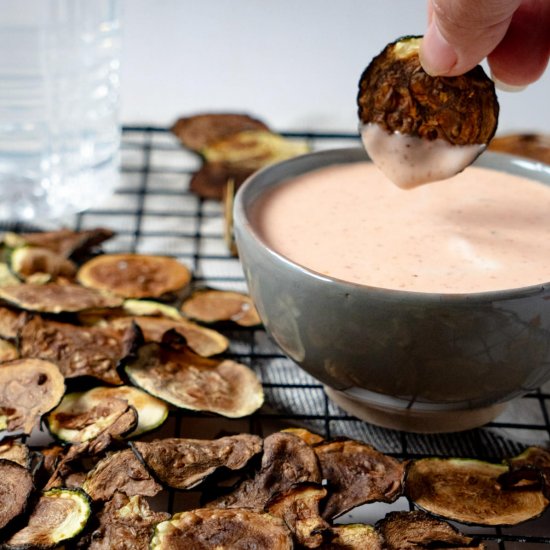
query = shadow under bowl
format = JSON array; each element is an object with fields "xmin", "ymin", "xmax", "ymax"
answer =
[{"xmin": 233, "ymin": 147, "xmax": 550, "ymax": 433}]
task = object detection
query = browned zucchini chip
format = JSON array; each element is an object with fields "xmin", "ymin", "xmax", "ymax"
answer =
[
  {"xmin": 110, "ymin": 315, "xmax": 229, "ymax": 357},
  {"xmin": 132, "ymin": 434, "xmax": 262, "ymax": 490},
  {"xmin": 48, "ymin": 386, "xmax": 167, "ymax": 443},
  {"xmin": 377, "ymin": 510, "xmax": 484, "ymax": 550},
  {"xmin": 0, "ymin": 283, "xmax": 122, "ymax": 313},
  {"xmin": 0, "ymin": 338, "xmax": 18, "ymax": 362},
  {"xmin": 0, "ymin": 263, "xmax": 20, "ymax": 287},
  {"xmin": 358, "ymin": 36, "xmax": 498, "ymax": 146},
  {"xmin": 150, "ymin": 508, "xmax": 293, "ymax": 550},
  {"xmin": 11, "ymin": 246, "xmax": 77, "ymax": 281},
  {"xmin": 0, "ymin": 440, "xmax": 30, "ymax": 468},
  {"xmin": 280, "ymin": 427, "xmax": 325, "ymax": 446},
  {"xmin": 4, "ymin": 488, "xmax": 91, "ymax": 549},
  {"xmin": 0, "ymin": 306, "xmax": 24, "ymax": 339},
  {"xmin": 121, "ymin": 336, "xmax": 263, "ymax": 418},
  {"xmin": 266, "ymin": 482, "xmax": 329, "ymax": 548},
  {"xmin": 405, "ymin": 457, "xmax": 550, "ymax": 526},
  {"xmin": 86, "ymin": 493, "xmax": 170, "ymax": 550},
  {"xmin": 77, "ymin": 253, "xmax": 191, "ymax": 299},
  {"xmin": 4, "ymin": 227, "xmax": 114, "ymax": 258},
  {"xmin": 181, "ymin": 289, "xmax": 261, "ymax": 327},
  {"xmin": 207, "ymin": 432, "xmax": 321, "ymax": 511},
  {"xmin": 122, "ymin": 299, "xmax": 181, "ymax": 319},
  {"xmin": 82, "ymin": 449, "xmax": 162, "ymax": 502},
  {"xmin": 0, "ymin": 358, "xmax": 65, "ymax": 434},
  {"xmin": 19, "ymin": 316, "xmax": 125, "ymax": 385},
  {"xmin": 315, "ymin": 439, "xmax": 405, "ymax": 519},
  {"xmin": 500, "ymin": 446, "xmax": 550, "ymax": 497},
  {"xmin": 189, "ymin": 161, "xmax": 256, "ymax": 201},
  {"xmin": 321, "ymin": 523, "xmax": 382, "ymax": 550},
  {"xmin": 489, "ymin": 133, "xmax": 550, "ymax": 165},
  {"xmin": 171, "ymin": 113, "xmax": 270, "ymax": 152},
  {"xmin": 0, "ymin": 459, "xmax": 34, "ymax": 531}
]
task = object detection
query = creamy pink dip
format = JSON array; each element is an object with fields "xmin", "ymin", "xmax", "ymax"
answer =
[{"xmin": 253, "ymin": 162, "xmax": 550, "ymax": 293}]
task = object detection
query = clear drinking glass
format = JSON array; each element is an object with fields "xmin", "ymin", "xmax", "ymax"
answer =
[{"xmin": 0, "ymin": 0, "xmax": 121, "ymax": 221}]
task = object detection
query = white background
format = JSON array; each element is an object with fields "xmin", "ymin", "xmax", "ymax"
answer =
[{"xmin": 120, "ymin": 0, "xmax": 549, "ymax": 135}]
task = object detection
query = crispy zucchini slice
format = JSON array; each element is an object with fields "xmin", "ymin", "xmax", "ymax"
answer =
[
  {"xmin": 0, "ymin": 283, "xmax": 122, "ymax": 313},
  {"xmin": 280, "ymin": 427, "xmax": 325, "ymax": 446},
  {"xmin": 132, "ymin": 434, "xmax": 262, "ymax": 490},
  {"xmin": 19, "ymin": 316, "xmax": 125, "ymax": 385},
  {"xmin": 315, "ymin": 439, "xmax": 405, "ymax": 519},
  {"xmin": 3, "ymin": 227, "xmax": 114, "ymax": 258},
  {"xmin": 0, "ymin": 305, "xmax": 24, "ymax": 339},
  {"xmin": 0, "ymin": 337, "xmax": 18, "ymax": 362},
  {"xmin": 0, "ymin": 459, "xmax": 34, "ymax": 531},
  {"xmin": 48, "ymin": 386, "xmax": 168, "ymax": 442},
  {"xmin": 0, "ymin": 263, "xmax": 20, "ymax": 287},
  {"xmin": 77, "ymin": 253, "xmax": 191, "ymax": 299},
  {"xmin": 82, "ymin": 449, "xmax": 162, "ymax": 502},
  {"xmin": 110, "ymin": 315, "xmax": 229, "ymax": 357},
  {"xmin": 171, "ymin": 112, "xmax": 270, "ymax": 152},
  {"xmin": 10, "ymin": 246, "xmax": 77, "ymax": 281},
  {"xmin": 86, "ymin": 493, "xmax": 170, "ymax": 550},
  {"xmin": 266, "ymin": 483, "xmax": 329, "ymax": 548},
  {"xmin": 207, "ymin": 432, "xmax": 321, "ymax": 511},
  {"xmin": 322, "ymin": 523, "xmax": 382, "ymax": 550},
  {"xmin": 358, "ymin": 36, "xmax": 498, "ymax": 146},
  {"xmin": 150, "ymin": 508, "xmax": 293, "ymax": 550},
  {"xmin": 4, "ymin": 488, "xmax": 91, "ymax": 549},
  {"xmin": 181, "ymin": 289, "xmax": 261, "ymax": 326},
  {"xmin": 376, "ymin": 510, "xmax": 484, "ymax": 550},
  {"xmin": 121, "ymin": 336, "xmax": 263, "ymax": 418},
  {"xmin": 405, "ymin": 457, "xmax": 550, "ymax": 526},
  {"xmin": 500, "ymin": 446, "xmax": 550, "ymax": 497},
  {"xmin": 122, "ymin": 299, "xmax": 182, "ymax": 320},
  {"xmin": 0, "ymin": 440, "xmax": 30, "ymax": 468},
  {"xmin": 0, "ymin": 358, "xmax": 65, "ymax": 434}
]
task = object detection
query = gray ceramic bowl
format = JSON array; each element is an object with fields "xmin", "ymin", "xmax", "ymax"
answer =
[{"xmin": 234, "ymin": 147, "xmax": 550, "ymax": 432}]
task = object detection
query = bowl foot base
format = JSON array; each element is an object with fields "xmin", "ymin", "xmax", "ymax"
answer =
[{"xmin": 324, "ymin": 386, "xmax": 506, "ymax": 433}]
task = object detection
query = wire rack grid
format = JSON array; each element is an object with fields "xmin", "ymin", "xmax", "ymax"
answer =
[{"xmin": 12, "ymin": 126, "xmax": 550, "ymax": 548}]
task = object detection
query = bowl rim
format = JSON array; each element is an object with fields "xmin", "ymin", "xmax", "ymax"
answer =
[{"xmin": 234, "ymin": 146, "xmax": 550, "ymax": 305}]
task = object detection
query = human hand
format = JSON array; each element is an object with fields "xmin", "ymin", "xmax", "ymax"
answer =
[{"xmin": 420, "ymin": 0, "xmax": 550, "ymax": 89}]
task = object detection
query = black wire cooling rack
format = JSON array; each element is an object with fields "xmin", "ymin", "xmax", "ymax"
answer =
[{"xmin": 10, "ymin": 126, "xmax": 550, "ymax": 548}]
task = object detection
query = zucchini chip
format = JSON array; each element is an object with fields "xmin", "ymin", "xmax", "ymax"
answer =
[
  {"xmin": 0, "ymin": 358, "xmax": 65, "ymax": 434},
  {"xmin": 77, "ymin": 253, "xmax": 191, "ymax": 299},
  {"xmin": 0, "ymin": 283, "xmax": 123, "ymax": 313},
  {"xmin": 321, "ymin": 524, "xmax": 382, "ymax": 550},
  {"xmin": 10, "ymin": 246, "xmax": 77, "ymax": 281},
  {"xmin": 207, "ymin": 432, "xmax": 321, "ymax": 511},
  {"xmin": 19, "ymin": 317, "xmax": 125, "ymax": 385},
  {"xmin": 48, "ymin": 386, "xmax": 168, "ymax": 443},
  {"xmin": 82, "ymin": 449, "xmax": 162, "ymax": 502},
  {"xmin": 0, "ymin": 440, "xmax": 30, "ymax": 468},
  {"xmin": 181, "ymin": 289, "xmax": 261, "ymax": 327},
  {"xmin": 0, "ymin": 263, "xmax": 20, "ymax": 287},
  {"xmin": 0, "ymin": 459, "xmax": 34, "ymax": 531},
  {"xmin": 132, "ymin": 434, "xmax": 262, "ymax": 490},
  {"xmin": 280, "ymin": 427, "xmax": 325, "ymax": 446},
  {"xmin": 3, "ymin": 227, "xmax": 114, "ymax": 258},
  {"xmin": 376, "ymin": 510, "xmax": 484, "ymax": 550},
  {"xmin": 122, "ymin": 299, "xmax": 182, "ymax": 320},
  {"xmin": 4, "ymin": 488, "xmax": 91, "ymax": 549},
  {"xmin": 86, "ymin": 493, "xmax": 170, "ymax": 550},
  {"xmin": 0, "ymin": 306, "xmax": 24, "ymax": 339},
  {"xmin": 150, "ymin": 508, "xmax": 293, "ymax": 550},
  {"xmin": 358, "ymin": 36, "xmax": 498, "ymax": 145},
  {"xmin": 0, "ymin": 338, "xmax": 18, "ymax": 362},
  {"xmin": 121, "ymin": 336, "xmax": 263, "ymax": 418},
  {"xmin": 314, "ymin": 439, "xmax": 405, "ymax": 519},
  {"xmin": 405, "ymin": 457, "xmax": 550, "ymax": 526},
  {"xmin": 266, "ymin": 483, "xmax": 330, "ymax": 548},
  {"xmin": 500, "ymin": 446, "xmax": 550, "ymax": 497},
  {"xmin": 110, "ymin": 315, "xmax": 229, "ymax": 357}
]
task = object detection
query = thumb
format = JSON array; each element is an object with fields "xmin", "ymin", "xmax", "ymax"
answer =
[{"xmin": 420, "ymin": 0, "xmax": 522, "ymax": 76}]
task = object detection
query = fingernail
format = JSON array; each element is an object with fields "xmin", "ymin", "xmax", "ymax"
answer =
[
  {"xmin": 420, "ymin": 20, "xmax": 458, "ymax": 76},
  {"xmin": 491, "ymin": 73, "xmax": 528, "ymax": 92}
]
